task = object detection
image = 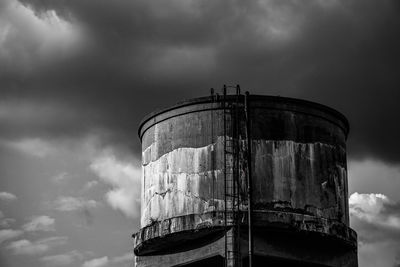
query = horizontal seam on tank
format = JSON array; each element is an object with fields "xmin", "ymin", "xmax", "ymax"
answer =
[
  {"xmin": 137, "ymin": 211, "xmax": 227, "ymax": 236},
  {"xmin": 143, "ymin": 171, "xmax": 222, "ymax": 177},
  {"xmin": 142, "ymin": 143, "xmax": 217, "ymax": 167},
  {"xmin": 250, "ymin": 209, "xmax": 346, "ymax": 224},
  {"xmin": 142, "ymin": 140, "xmax": 345, "ymax": 166},
  {"xmin": 142, "ymin": 139, "xmax": 344, "ymax": 154},
  {"xmin": 137, "ymin": 212, "xmax": 356, "ymax": 238},
  {"xmin": 140, "ymin": 210, "xmax": 349, "ymax": 226},
  {"xmin": 250, "ymin": 206, "xmax": 341, "ymax": 217}
]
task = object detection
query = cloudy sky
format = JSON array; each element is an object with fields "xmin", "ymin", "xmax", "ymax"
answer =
[{"xmin": 0, "ymin": 0, "xmax": 399, "ymax": 266}]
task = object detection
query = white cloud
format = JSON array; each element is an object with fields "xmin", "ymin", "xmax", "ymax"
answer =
[
  {"xmin": 84, "ymin": 180, "xmax": 99, "ymax": 190},
  {"xmin": 82, "ymin": 256, "xmax": 109, "ymax": 267},
  {"xmin": 90, "ymin": 153, "xmax": 141, "ymax": 219},
  {"xmin": 0, "ymin": 0, "xmax": 84, "ymax": 66},
  {"xmin": 52, "ymin": 196, "xmax": 98, "ymax": 211},
  {"xmin": 0, "ymin": 211, "xmax": 16, "ymax": 227},
  {"xmin": 81, "ymin": 252, "xmax": 133, "ymax": 267},
  {"xmin": 350, "ymin": 192, "xmax": 400, "ymax": 230},
  {"xmin": 4, "ymin": 138, "xmax": 54, "ymax": 158},
  {"xmin": 41, "ymin": 250, "xmax": 84, "ymax": 266},
  {"xmin": 0, "ymin": 229, "xmax": 23, "ymax": 244},
  {"xmin": 0, "ymin": 218, "xmax": 16, "ymax": 228},
  {"xmin": 112, "ymin": 252, "xmax": 133, "ymax": 264},
  {"xmin": 0, "ymin": 191, "xmax": 17, "ymax": 201},
  {"xmin": 7, "ymin": 236, "xmax": 68, "ymax": 255},
  {"xmin": 350, "ymin": 192, "xmax": 400, "ymax": 267},
  {"xmin": 22, "ymin": 215, "xmax": 55, "ymax": 232},
  {"xmin": 348, "ymin": 161, "xmax": 400, "ymax": 266},
  {"xmin": 7, "ymin": 239, "xmax": 48, "ymax": 255},
  {"xmin": 52, "ymin": 172, "xmax": 68, "ymax": 183}
]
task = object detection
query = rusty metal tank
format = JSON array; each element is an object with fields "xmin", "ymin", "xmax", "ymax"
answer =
[{"xmin": 134, "ymin": 94, "xmax": 357, "ymax": 266}]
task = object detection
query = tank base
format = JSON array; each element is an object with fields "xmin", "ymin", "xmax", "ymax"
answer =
[{"xmin": 135, "ymin": 227, "xmax": 358, "ymax": 267}]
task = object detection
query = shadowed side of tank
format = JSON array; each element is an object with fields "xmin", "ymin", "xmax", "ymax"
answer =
[
  {"xmin": 250, "ymin": 98, "xmax": 351, "ymax": 226},
  {"xmin": 241, "ymin": 97, "xmax": 357, "ymax": 267}
]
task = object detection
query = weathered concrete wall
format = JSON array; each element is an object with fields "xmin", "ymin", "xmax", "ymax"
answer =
[
  {"xmin": 140, "ymin": 109, "xmax": 228, "ymax": 229},
  {"xmin": 134, "ymin": 95, "xmax": 356, "ymax": 266}
]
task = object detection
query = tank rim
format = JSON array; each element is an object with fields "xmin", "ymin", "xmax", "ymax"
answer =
[{"xmin": 138, "ymin": 94, "xmax": 349, "ymax": 140}]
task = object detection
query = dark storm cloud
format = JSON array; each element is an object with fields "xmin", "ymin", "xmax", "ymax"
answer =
[{"xmin": 1, "ymin": 0, "xmax": 400, "ymax": 162}]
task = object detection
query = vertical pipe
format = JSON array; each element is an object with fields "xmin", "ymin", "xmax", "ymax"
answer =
[
  {"xmin": 244, "ymin": 91, "xmax": 253, "ymax": 267},
  {"xmin": 234, "ymin": 85, "xmax": 240, "ymax": 266},
  {"xmin": 223, "ymin": 85, "xmax": 228, "ymax": 267},
  {"xmin": 210, "ymin": 88, "xmax": 215, "ymax": 217}
]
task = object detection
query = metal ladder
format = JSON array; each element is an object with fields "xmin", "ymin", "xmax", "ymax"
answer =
[{"xmin": 223, "ymin": 85, "xmax": 242, "ymax": 267}]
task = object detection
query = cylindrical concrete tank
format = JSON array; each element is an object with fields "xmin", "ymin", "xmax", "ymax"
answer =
[{"xmin": 134, "ymin": 95, "xmax": 357, "ymax": 266}]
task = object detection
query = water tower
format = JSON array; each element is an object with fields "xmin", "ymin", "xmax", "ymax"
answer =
[{"xmin": 133, "ymin": 86, "xmax": 358, "ymax": 267}]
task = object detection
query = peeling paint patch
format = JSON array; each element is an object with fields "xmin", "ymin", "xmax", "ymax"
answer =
[{"xmin": 141, "ymin": 140, "xmax": 226, "ymax": 227}]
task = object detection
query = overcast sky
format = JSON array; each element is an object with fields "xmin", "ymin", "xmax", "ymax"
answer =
[{"xmin": 0, "ymin": 0, "xmax": 400, "ymax": 266}]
